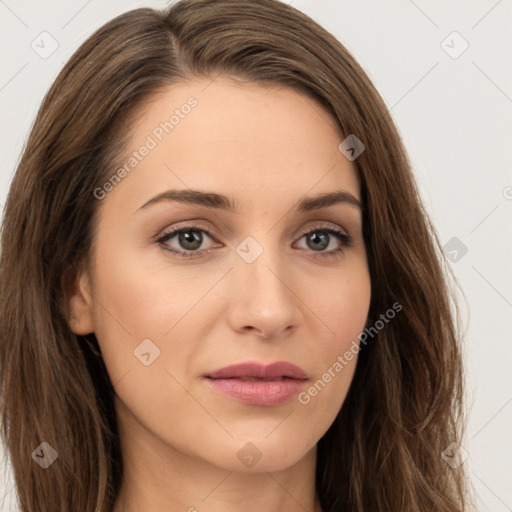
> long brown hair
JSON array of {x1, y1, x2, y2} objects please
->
[{"x1": 0, "y1": 0, "x2": 473, "y2": 510}]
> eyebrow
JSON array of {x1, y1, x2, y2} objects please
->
[{"x1": 136, "y1": 189, "x2": 363, "y2": 214}]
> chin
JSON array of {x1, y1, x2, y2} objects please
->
[{"x1": 202, "y1": 434, "x2": 317, "y2": 474}]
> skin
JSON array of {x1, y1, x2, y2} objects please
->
[{"x1": 66, "y1": 77, "x2": 371, "y2": 512}]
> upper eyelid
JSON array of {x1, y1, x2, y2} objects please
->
[
  {"x1": 157, "y1": 222, "x2": 349, "y2": 248},
  {"x1": 158, "y1": 220, "x2": 348, "y2": 237}
]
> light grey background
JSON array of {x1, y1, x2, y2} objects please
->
[{"x1": 1, "y1": 1, "x2": 511, "y2": 510}]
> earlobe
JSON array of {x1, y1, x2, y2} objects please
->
[{"x1": 62, "y1": 262, "x2": 95, "y2": 335}]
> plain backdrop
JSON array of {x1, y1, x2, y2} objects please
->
[{"x1": 1, "y1": 1, "x2": 511, "y2": 510}]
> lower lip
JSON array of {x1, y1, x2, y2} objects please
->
[{"x1": 205, "y1": 377, "x2": 307, "y2": 406}]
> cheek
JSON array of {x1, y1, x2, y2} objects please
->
[
  {"x1": 317, "y1": 260, "x2": 371, "y2": 351},
  {"x1": 88, "y1": 234, "x2": 233, "y2": 392},
  {"x1": 88, "y1": 235, "x2": 189, "y2": 377},
  {"x1": 301, "y1": 262, "x2": 370, "y2": 414},
  {"x1": 297, "y1": 292, "x2": 367, "y2": 435},
  {"x1": 88, "y1": 248, "x2": 212, "y2": 439},
  {"x1": 91, "y1": 230, "x2": 199, "y2": 332}
]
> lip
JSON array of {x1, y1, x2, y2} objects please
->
[
  {"x1": 204, "y1": 361, "x2": 308, "y2": 407},
  {"x1": 206, "y1": 361, "x2": 308, "y2": 380}
]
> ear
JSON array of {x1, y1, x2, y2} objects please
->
[{"x1": 61, "y1": 261, "x2": 95, "y2": 335}]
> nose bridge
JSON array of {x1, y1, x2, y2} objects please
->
[
  {"x1": 221, "y1": 210, "x2": 302, "y2": 339},
  {"x1": 228, "y1": 229, "x2": 302, "y2": 337},
  {"x1": 235, "y1": 228, "x2": 288, "y2": 293}
]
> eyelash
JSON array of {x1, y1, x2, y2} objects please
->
[{"x1": 156, "y1": 223, "x2": 352, "y2": 260}]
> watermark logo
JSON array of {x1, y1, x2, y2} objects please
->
[
  {"x1": 134, "y1": 338, "x2": 161, "y2": 366},
  {"x1": 441, "y1": 441, "x2": 469, "y2": 469},
  {"x1": 441, "y1": 31, "x2": 469, "y2": 60},
  {"x1": 236, "y1": 236, "x2": 264, "y2": 263},
  {"x1": 31, "y1": 31, "x2": 58, "y2": 59},
  {"x1": 338, "y1": 134, "x2": 366, "y2": 161},
  {"x1": 237, "y1": 442, "x2": 262, "y2": 468},
  {"x1": 31, "y1": 442, "x2": 59, "y2": 469},
  {"x1": 443, "y1": 236, "x2": 468, "y2": 263}
]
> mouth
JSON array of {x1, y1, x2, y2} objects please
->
[{"x1": 204, "y1": 361, "x2": 308, "y2": 406}]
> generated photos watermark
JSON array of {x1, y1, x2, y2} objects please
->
[
  {"x1": 298, "y1": 301, "x2": 402, "y2": 405},
  {"x1": 93, "y1": 96, "x2": 198, "y2": 200}
]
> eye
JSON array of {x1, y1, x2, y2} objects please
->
[
  {"x1": 155, "y1": 223, "x2": 352, "y2": 259},
  {"x1": 156, "y1": 224, "x2": 216, "y2": 258},
  {"x1": 295, "y1": 224, "x2": 352, "y2": 260}
]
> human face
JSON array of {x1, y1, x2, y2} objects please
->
[{"x1": 82, "y1": 77, "x2": 371, "y2": 476}]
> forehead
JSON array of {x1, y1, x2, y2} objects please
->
[{"x1": 101, "y1": 77, "x2": 360, "y2": 214}]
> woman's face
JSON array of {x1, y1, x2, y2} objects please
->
[{"x1": 72, "y1": 77, "x2": 371, "y2": 474}]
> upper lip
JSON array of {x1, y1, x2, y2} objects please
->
[{"x1": 205, "y1": 361, "x2": 308, "y2": 380}]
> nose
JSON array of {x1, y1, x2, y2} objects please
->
[{"x1": 227, "y1": 244, "x2": 303, "y2": 340}]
